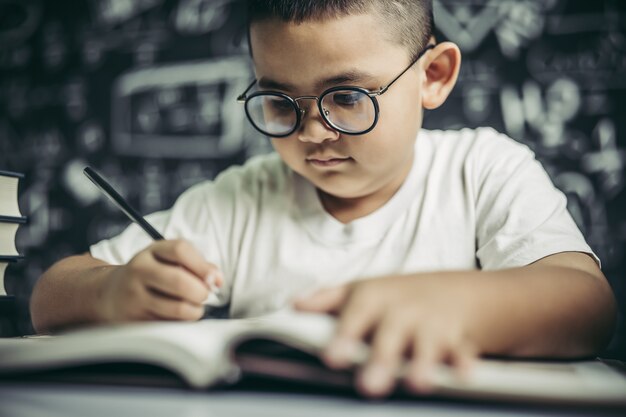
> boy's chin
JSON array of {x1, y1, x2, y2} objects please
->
[
  {"x1": 295, "y1": 167, "x2": 372, "y2": 200},
  {"x1": 313, "y1": 181, "x2": 369, "y2": 201}
]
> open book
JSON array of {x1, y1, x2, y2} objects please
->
[{"x1": 0, "y1": 310, "x2": 625, "y2": 406}]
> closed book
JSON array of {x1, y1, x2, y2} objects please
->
[
  {"x1": 0, "y1": 171, "x2": 25, "y2": 298},
  {"x1": 0, "y1": 171, "x2": 25, "y2": 219},
  {"x1": 0, "y1": 294, "x2": 17, "y2": 337},
  {"x1": 0, "y1": 256, "x2": 22, "y2": 297},
  {"x1": 0, "y1": 216, "x2": 26, "y2": 258},
  {"x1": 0, "y1": 295, "x2": 16, "y2": 312}
]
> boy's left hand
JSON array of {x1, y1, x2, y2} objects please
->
[{"x1": 294, "y1": 274, "x2": 478, "y2": 398}]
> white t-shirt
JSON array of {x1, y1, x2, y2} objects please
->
[{"x1": 90, "y1": 128, "x2": 597, "y2": 317}]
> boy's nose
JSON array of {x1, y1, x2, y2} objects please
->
[{"x1": 296, "y1": 106, "x2": 340, "y2": 144}]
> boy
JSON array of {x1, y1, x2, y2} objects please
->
[{"x1": 31, "y1": 0, "x2": 616, "y2": 398}]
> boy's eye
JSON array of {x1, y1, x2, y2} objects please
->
[
  {"x1": 267, "y1": 97, "x2": 293, "y2": 112},
  {"x1": 332, "y1": 91, "x2": 364, "y2": 106}
]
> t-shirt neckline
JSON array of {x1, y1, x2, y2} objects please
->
[{"x1": 292, "y1": 138, "x2": 425, "y2": 246}]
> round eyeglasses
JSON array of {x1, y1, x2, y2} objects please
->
[{"x1": 237, "y1": 44, "x2": 435, "y2": 138}]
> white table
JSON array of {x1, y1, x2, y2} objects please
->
[{"x1": 1, "y1": 381, "x2": 624, "y2": 417}]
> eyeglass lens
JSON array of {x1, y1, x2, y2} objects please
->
[{"x1": 245, "y1": 89, "x2": 376, "y2": 137}]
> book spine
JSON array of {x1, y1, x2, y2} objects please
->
[
  {"x1": 0, "y1": 258, "x2": 21, "y2": 297},
  {"x1": 0, "y1": 170, "x2": 25, "y2": 179},
  {"x1": 0, "y1": 215, "x2": 28, "y2": 224},
  {"x1": 0, "y1": 295, "x2": 17, "y2": 337},
  {"x1": 0, "y1": 171, "x2": 25, "y2": 299},
  {"x1": 0, "y1": 256, "x2": 24, "y2": 262}
]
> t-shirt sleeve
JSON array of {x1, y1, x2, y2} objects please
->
[
  {"x1": 472, "y1": 128, "x2": 600, "y2": 270},
  {"x1": 89, "y1": 181, "x2": 222, "y2": 267},
  {"x1": 89, "y1": 180, "x2": 230, "y2": 307},
  {"x1": 88, "y1": 161, "x2": 265, "y2": 309}
]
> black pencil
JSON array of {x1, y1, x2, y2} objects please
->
[
  {"x1": 83, "y1": 167, "x2": 221, "y2": 299},
  {"x1": 83, "y1": 167, "x2": 164, "y2": 240}
]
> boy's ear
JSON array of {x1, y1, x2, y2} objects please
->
[{"x1": 420, "y1": 42, "x2": 461, "y2": 110}]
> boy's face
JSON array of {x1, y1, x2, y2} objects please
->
[{"x1": 250, "y1": 13, "x2": 427, "y2": 203}]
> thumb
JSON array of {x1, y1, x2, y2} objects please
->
[{"x1": 293, "y1": 285, "x2": 350, "y2": 314}]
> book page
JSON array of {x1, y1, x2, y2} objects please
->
[
  {"x1": 233, "y1": 309, "x2": 337, "y2": 352},
  {"x1": 0, "y1": 310, "x2": 344, "y2": 387},
  {"x1": 0, "y1": 175, "x2": 21, "y2": 218},
  {"x1": 229, "y1": 311, "x2": 626, "y2": 405},
  {"x1": 429, "y1": 359, "x2": 626, "y2": 404},
  {"x1": 0, "y1": 319, "x2": 255, "y2": 387},
  {"x1": 0, "y1": 223, "x2": 19, "y2": 256},
  {"x1": 0, "y1": 263, "x2": 8, "y2": 296}
]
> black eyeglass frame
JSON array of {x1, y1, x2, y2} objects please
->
[{"x1": 237, "y1": 44, "x2": 435, "y2": 138}]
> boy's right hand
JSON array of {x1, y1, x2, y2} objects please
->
[{"x1": 97, "y1": 239, "x2": 223, "y2": 323}]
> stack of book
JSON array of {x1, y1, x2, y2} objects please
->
[{"x1": 0, "y1": 170, "x2": 26, "y2": 335}]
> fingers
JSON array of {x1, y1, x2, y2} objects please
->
[
  {"x1": 129, "y1": 242, "x2": 218, "y2": 305},
  {"x1": 144, "y1": 263, "x2": 209, "y2": 305},
  {"x1": 295, "y1": 284, "x2": 377, "y2": 371},
  {"x1": 298, "y1": 277, "x2": 479, "y2": 399},
  {"x1": 151, "y1": 239, "x2": 223, "y2": 288},
  {"x1": 448, "y1": 342, "x2": 477, "y2": 381},
  {"x1": 324, "y1": 287, "x2": 382, "y2": 369},
  {"x1": 144, "y1": 290, "x2": 205, "y2": 321},
  {"x1": 293, "y1": 285, "x2": 349, "y2": 313},
  {"x1": 405, "y1": 336, "x2": 442, "y2": 394},
  {"x1": 101, "y1": 239, "x2": 225, "y2": 324},
  {"x1": 357, "y1": 316, "x2": 412, "y2": 397},
  {"x1": 334, "y1": 287, "x2": 382, "y2": 341},
  {"x1": 134, "y1": 239, "x2": 220, "y2": 309},
  {"x1": 404, "y1": 336, "x2": 477, "y2": 395}
]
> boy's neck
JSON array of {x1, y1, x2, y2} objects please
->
[
  {"x1": 318, "y1": 192, "x2": 383, "y2": 224},
  {"x1": 317, "y1": 155, "x2": 414, "y2": 224}
]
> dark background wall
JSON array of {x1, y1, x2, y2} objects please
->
[{"x1": 0, "y1": 0, "x2": 624, "y2": 358}]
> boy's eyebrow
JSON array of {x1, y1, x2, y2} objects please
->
[
  {"x1": 257, "y1": 77, "x2": 295, "y2": 91},
  {"x1": 317, "y1": 70, "x2": 378, "y2": 89},
  {"x1": 257, "y1": 70, "x2": 379, "y2": 92}
]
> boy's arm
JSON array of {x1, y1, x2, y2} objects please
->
[
  {"x1": 30, "y1": 240, "x2": 222, "y2": 333},
  {"x1": 30, "y1": 253, "x2": 117, "y2": 333},
  {"x1": 295, "y1": 251, "x2": 617, "y2": 397},
  {"x1": 474, "y1": 252, "x2": 617, "y2": 358},
  {"x1": 464, "y1": 252, "x2": 616, "y2": 358}
]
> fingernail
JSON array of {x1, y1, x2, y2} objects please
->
[
  {"x1": 214, "y1": 269, "x2": 224, "y2": 286},
  {"x1": 292, "y1": 293, "x2": 314, "y2": 309},
  {"x1": 324, "y1": 338, "x2": 360, "y2": 368},
  {"x1": 457, "y1": 359, "x2": 475, "y2": 382},
  {"x1": 360, "y1": 364, "x2": 393, "y2": 396},
  {"x1": 205, "y1": 272, "x2": 221, "y2": 294},
  {"x1": 409, "y1": 367, "x2": 434, "y2": 393}
]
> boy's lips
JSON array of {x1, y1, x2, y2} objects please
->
[{"x1": 306, "y1": 155, "x2": 353, "y2": 167}]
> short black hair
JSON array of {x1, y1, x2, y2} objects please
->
[{"x1": 246, "y1": 0, "x2": 434, "y2": 61}]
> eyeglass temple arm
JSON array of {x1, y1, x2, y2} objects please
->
[
  {"x1": 237, "y1": 44, "x2": 435, "y2": 101},
  {"x1": 237, "y1": 79, "x2": 258, "y2": 102},
  {"x1": 376, "y1": 44, "x2": 436, "y2": 95}
]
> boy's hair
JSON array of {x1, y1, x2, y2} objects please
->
[{"x1": 246, "y1": 0, "x2": 434, "y2": 61}]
